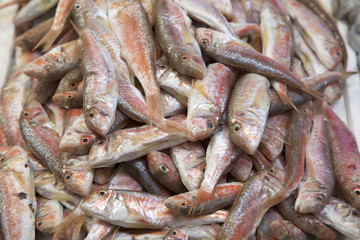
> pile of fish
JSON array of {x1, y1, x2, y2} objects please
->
[{"x1": 1, "y1": 0, "x2": 360, "y2": 239}]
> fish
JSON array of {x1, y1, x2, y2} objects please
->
[
  {"x1": 195, "y1": 28, "x2": 323, "y2": 100},
  {"x1": 250, "y1": 150, "x2": 273, "y2": 172},
  {"x1": 108, "y1": 165, "x2": 144, "y2": 191},
  {"x1": 154, "y1": 0, "x2": 206, "y2": 79},
  {"x1": 108, "y1": 0, "x2": 164, "y2": 125},
  {"x1": 187, "y1": 63, "x2": 235, "y2": 141},
  {"x1": 164, "y1": 227, "x2": 188, "y2": 240},
  {"x1": 174, "y1": 0, "x2": 236, "y2": 37},
  {"x1": 170, "y1": 141, "x2": 206, "y2": 191},
  {"x1": 314, "y1": 196, "x2": 360, "y2": 239},
  {"x1": 230, "y1": 0, "x2": 247, "y2": 24},
  {"x1": 26, "y1": 79, "x2": 58, "y2": 104},
  {"x1": 228, "y1": 73, "x2": 270, "y2": 155},
  {"x1": 295, "y1": 101, "x2": 335, "y2": 214},
  {"x1": 80, "y1": 189, "x2": 228, "y2": 228},
  {"x1": 0, "y1": 146, "x2": 36, "y2": 240},
  {"x1": 93, "y1": 167, "x2": 116, "y2": 185},
  {"x1": 229, "y1": 152, "x2": 253, "y2": 182},
  {"x1": 219, "y1": 167, "x2": 285, "y2": 240},
  {"x1": 20, "y1": 100, "x2": 63, "y2": 180},
  {"x1": 60, "y1": 113, "x2": 99, "y2": 155},
  {"x1": 14, "y1": 0, "x2": 58, "y2": 26},
  {"x1": 286, "y1": 0, "x2": 343, "y2": 70},
  {"x1": 196, "y1": 125, "x2": 240, "y2": 203},
  {"x1": 325, "y1": 105, "x2": 360, "y2": 211},
  {"x1": 35, "y1": 197, "x2": 64, "y2": 233},
  {"x1": 84, "y1": 218, "x2": 115, "y2": 240},
  {"x1": 162, "y1": 91, "x2": 187, "y2": 117},
  {"x1": 165, "y1": 182, "x2": 243, "y2": 215},
  {"x1": 87, "y1": 114, "x2": 188, "y2": 168},
  {"x1": 147, "y1": 151, "x2": 187, "y2": 193},
  {"x1": 24, "y1": 40, "x2": 80, "y2": 82}
]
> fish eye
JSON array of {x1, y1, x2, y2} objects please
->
[
  {"x1": 45, "y1": 65, "x2": 52, "y2": 73},
  {"x1": 268, "y1": 168, "x2": 275, "y2": 173},
  {"x1": 160, "y1": 65, "x2": 167, "y2": 69},
  {"x1": 81, "y1": 135, "x2": 91, "y2": 145},
  {"x1": 336, "y1": 51, "x2": 341, "y2": 56},
  {"x1": 37, "y1": 221, "x2": 42, "y2": 227},
  {"x1": 75, "y1": 4, "x2": 81, "y2": 8},
  {"x1": 171, "y1": 230, "x2": 179, "y2": 237},
  {"x1": 67, "y1": 94, "x2": 74, "y2": 98},
  {"x1": 207, "y1": 122, "x2": 214, "y2": 129},
  {"x1": 315, "y1": 194, "x2": 324, "y2": 202},
  {"x1": 202, "y1": 167, "x2": 206, "y2": 172},
  {"x1": 314, "y1": 220, "x2": 321, "y2": 226},
  {"x1": 180, "y1": 54, "x2": 190, "y2": 62},
  {"x1": 0, "y1": 157, "x2": 5, "y2": 162},
  {"x1": 178, "y1": 201, "x2": 187, "y2": 207},
  {"x1": 34, "y1": 88, "x2": 40, "y2": 95},
  {"x1": 159, "y1": 164, "x2": 169, "y2": 173},
  {"x1": 69, "y1": 81, "x2": 79, "y2": 89},
  {"x1": 233, "y1": 124, "x2": 240, "y2": 132},
  {"x1": 97, "y1": 190, "x2": 109, "y2": 197},
  {"x1": 64, "y1": 171, "x2": 72, "y2": 181},
  {"x1": 23, "y1": 110, "x2": 31, "y2": 118},
  {"x1": 88, "y1": 111, "x2": 95, "y2": 119},
  {"x1": 200, "y1": 38, "x2": 209, "y2": 45},
  {"x1": 352, "y1": 187, "x2": 360, "y2": 198}
]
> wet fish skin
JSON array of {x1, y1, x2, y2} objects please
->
[
  {"x1": 314, "y1": 196, "x2": 360, "y2": 239},
  {"x1": 295, "y1": 102, "x2": 334, "y2": 214},
  {"x1": 219, "y1": 167, "x2": 285, "y2": 240},
  {"x1": 35, "y1": 197, "x2": 64, "y2": 233},
  {"x1": 162, "y1": 91, "x2": 187, "y2": 117},
  {"x1": 229, "y1": 152, "x2": 253, "y2": 182},
  {"x1": 80, "y1": 189, "x2": 228, "y2": 228},
  {"x1": 228, "y1": 73, "x2": 270, "y2": 155},
  {"x1": 165, "y1": 182, "x2": 242, "y2": 215},
  {"x1": 14, "y1": 0, "x2": 58, "y2": 26},
  {"x1": 170, "y1": 141, "x2": 206, "y2": 191},
  {"x1": 147, "y1": 151, "x2": 187, "y2": 194},
  {"x1": 87, "y1": 114, "x2": 188, "y2": 168},
  {"x1": 325, "y1": 105, "x2": 360, "y2": 212},
  {"x1": 93, "y1": 167, "x2": 116, "y2": 185},
  {"x1": 84, "y1": 218, "x2": 115, "y2": 240},
  {"x1": 23, "y1": 40, "x2": 80, "y2": 82},
  {"x1": 26, "y1": 79, "x2": 58, "y2": 104},
  {"x1": 20, "y1": 100, "x2": 63, "y2": 180},
  {"x1": 187, "y1": 63, "x2": 235, "y2": 141},
  {"x1": 108, "y1": 165, "x2": 144, "y2": 191},
  {"x1": 155, "y1": 0, "x2": 206, "y2": 79}
]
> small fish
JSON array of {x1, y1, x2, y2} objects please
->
[
  {"x1": 314, "y1": 196, "x2": 360, "y2": 239},
  {"x1": 228, "y1": 73, "x2": 270, "y2": 155},
  {"x1": 170, "y1": 141, "x2": 206, "y2": 191},
  {"x1": 155, "y1": 0, "x2": 206, "y2": 79},
  {"x1": 81, "y1": 189, "x2": 228, "y2": 228},
  {"x1": 165, "y1": 182, "x2": 242, "y2": 215},
  {"x1": 24, "y1": 40, "x2": 80, "y2": 82},
  {"x1": 147, "y1": 151, "x2": 187, "y2": 193},
  {"x1": 20, "y1": 100, "x2": 63, "y2": 180},
  {"x1": 88, "y1": 114, "x2": 188, "y2": 168},
  {"x1": 36, "y1": 197, "x2": 64, "y2": 233},
  {"x1": 125, "y1": 158, "x2": 171, "y2": 196},
  {"x1": 195, "y1": 28, "x2": 323, "y2": 100},
  {"x1": 187, "y1": 63, "x2": 235, "y2": 141}
]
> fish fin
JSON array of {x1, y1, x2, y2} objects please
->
[
  {"x1": 72, "y1": 213, "x2": 85, "y2": 240},
  {"x1": 342, "y1": 71, "x2": 359, "y2": 76},
  {"x1": 50, "y1": 191, "x2": 74, "y2": 202},
  {"x1": 274, "y1": 86, "x2": 299, "y2": 113},
  {"x1": 33, "y1": 26, "x2": 62, "y2": 52},
  {"x1": 191, "y1": 188, "x2": 213, "y2": 214},
  {"x1": 146, "y1": 93, "x2": 164, "y2": 126},
  {"x1": 52, "y1": 206, "x2": 85, "y2": 237},
  {"x1": 111, "y1": 226, "x2": 120, "y2": 240},
  {"x1": 157, "y1": 119, "x2": 191, "y2": 137},
  {"x1": 304, "y1": 87, "x2": 325, "y2": 100}
]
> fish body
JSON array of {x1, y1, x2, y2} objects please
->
[
  {"x1": 14, "y1": 0, "x2": 58, "y2": 26},
  {"x1": 229, "y1": 152, "x2": 253, "y2": 182}
]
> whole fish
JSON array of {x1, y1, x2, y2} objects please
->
[
  {"x1": 52, "y1": 68, "x2": 84, "y2": 108},
  {"x1": 0, "y1": 146, "x2": 36, "y2": 240},
  {"x1": 14, "y1": 0, "x2": 58, "y2": 26},
  {"x1": 286, "y1": 0, "x2": 343, "y2": 70},
  {"x1": 187, "y1": 63, "x2": 235, "y2": 141},
  {"x1": 229, "y1": 152, "x2": 253, "y2": 182},
  {"x1": 174, "y1": 0, "x2": 236, "y2": 37},
  {"x1": 147, "y1": 151, "x2": 187, "y2": 193},
  {"x1": 314, "y1": 196, "x2": 360, "y2": 239},
  {"x1": 228, "y1": 73, "x2": 270, "y2": 155},
  {"x1": 219, "y1": 167, "x2": 285, "y2": 240},
  {"x1": 88, "y1": 114, "x2": 188, "y2": 168},
  {"x1": 295, "y1": 102, "x2": 335, "y2": 214},
  {"x1": 81, "y1": 189, "x2": 228, "y2": 228},
  {"x1": 36, "y1": 197, "x2": 64, "y2": 233},
  {"x1": 277, "y1": 195, "x2": 336, "y2": 240},
  {"x1": 125, "y1": 158, "x2": 171, "y2": 196},
  {"x1": 60, "y1": 113, "x2": 99, "y2": 155},
  {"x1": 108, "y1": 0, "x2": 164, "y2": 125},
  {"x1": 24, "y1": 40, "x2": 80, "y2": 82},
  {"x1": 165, "y1": 182, "x2": 243, "y2": 215},
  {"x1": 195, "y1": 28, "x2": 323, "y2": 100},
  {"x1": 170, "y1": 141, "x2": 206, "y2": 191},
  {"x1": 258, "y1": 113, "x2": 288, "y2": 161},
  {"x1": 154, "y1": 0, "x2": 206, "y2": 79},
  {"x1": 20, "y1": 100, "x2": 63, "y2": 180},
  {"x1": 325, "y1": 105, "x2": 360, "y2": 211},
  {"x1": 196, "y1": 125, "x2": 240, "y2": 203}
]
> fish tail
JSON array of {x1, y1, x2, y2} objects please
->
[
  {"x1": 146, "y1": 93, "x2": 164, "y2": 126},
  {"x1": 33, "y1": 27, "x2": 62, "y2": 52},
  {"x1": 52, "y1": 208, "x2": 85, "y2": 238},
  {"x1": 273, "y1": 83, "x2": 299, "y2": 112},
  {"x1": 304, "y1": 86, "x2": 325, "y2": 100},
  {"x1": 72, "y1": 213, "x2": 85, "y2": 240}
]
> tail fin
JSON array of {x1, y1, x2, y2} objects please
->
[
  {"x1": 33, "y1": 26, "x2": 62, "y2": 52},
  {"x1": 146, "y1": 92, "x2": 164, "y2": 126},
  {"x1": 272, "y1": 81, "x2": 299, "y2": 113},
  {"x1": 304, "y1": 86, "x2": 325, "y2": 100},
  {"x1": 52, "y1": 206, "x2": 85, "y2": 239}
]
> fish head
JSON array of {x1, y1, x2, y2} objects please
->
[
  {"x1": 24, "y1": 52, "x2": 65, "y2": 80},
  {"x1": 164, "y1": 228, "x2": 188, "y2": 240},
  {"x1": 72, "y1": 0, "x2": 86, "y2": 30},
  {"x1": 81, "y1": 189, "x2": 113, "y2": 217},
  {"x1": 21, "y1": 100, "x2": 47, "y2": 125},
  {"x1": 294, "y1": 182, "x2": 327, "y2": 213},
  {"x1": 84, "y1": 103, "x2": 115, "y2": 136},
  {"x1": 164, "y1": 194, "x2": 193, "y2": 215},
  {"x1": 195, "y1": 28, "x2": 214, "y2": 50},
  {"x1": 228, "y1": 110, "x2": 264, "y2": 155},
  {"x1": 59, "y1": 128, "x2": 97, "y2": 154},
  {"x1": 155, "y1": 57, "x2": 171, "y2": 79},
  {"x1": 324, "y1": 45, "x2": 343, "y2": 70},
  {"x1": 52, "y1": 91, "x2": 82, "y2": 107},
  {"x1": 87, "y1": 137, "x2": 113, "y2": 168},
  {"x1": 63, "y1": 158, "x2": 93, "y2": 197},
  {"x1": 347, "y1": 180, "x2": 360, "y2": 209},
  {"x1": 263, "y1": 167, "x2": 285, "y2": 189},
  {"x1": 36, "y1": 199, "x2": 63, "y2": 233},
  {"x1": 170, "y1": 47, "x2": 206, "y2": 79}
]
